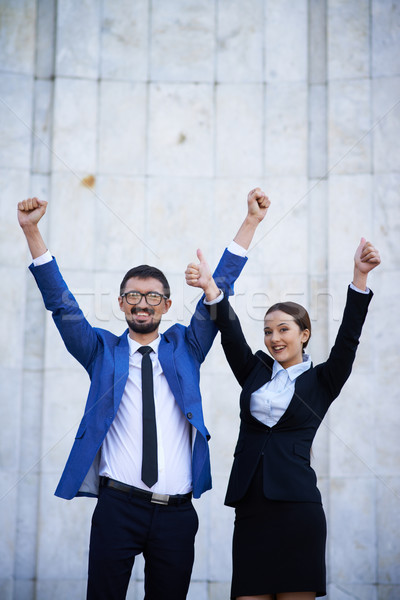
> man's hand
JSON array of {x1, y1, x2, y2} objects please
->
[
  {"x1": 233, "y1": 188, "x2": 271, "y2": 250},
  {"x1": 18, "y1": 197, "x2": 48, "y2": 229},
  {"x1": 185, "y1": 249, "x2": 212, "y2": 289},
  {"x1": 247, "y1": 188, "x2": 270, "y2": 222},
  {"x1": 18, "y1": 197, "x2": 48, "y2": 259},
  {"x1": 185, "y1": 249, "x2": 220, "y2": 301},
  {"x1": 353, "y1": 237, "x2": 381, "y2": 290}
]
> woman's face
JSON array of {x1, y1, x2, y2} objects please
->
[{"x1": 263, "y1": 310, "x2": 310, "y2": 369}]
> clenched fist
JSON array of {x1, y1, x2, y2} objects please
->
[
  {"x1": 247, "y1": 188, "x2": 270, "y2": 222},
  {"x1": 18, "y1": 197, "x2": 48, "y2": 229}
]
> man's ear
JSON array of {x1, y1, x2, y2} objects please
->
[
  {"x1": 163, "y1": 299, "x2": 172, "y2": 314},
  {"x1": 118, "y1": 296, "x2": 124, "y2": 311}
]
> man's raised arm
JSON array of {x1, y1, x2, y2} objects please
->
[
  {"x1": 185, "y1": 187, "x2": 271, "y2": 301},
  {"x1": 17, "y1": 196, "x2": 100, "y2": 370},
  {"x1": 233, "y1": 187, "x2": 270, "y2": 251}
]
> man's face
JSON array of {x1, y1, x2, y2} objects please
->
[{"x1": 118, "y1": 276, "x2": 172, "y2": 336}]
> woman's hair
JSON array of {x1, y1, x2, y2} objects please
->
[{"x1": 265, "y1": 301, "x2": 312, "y2": 350}]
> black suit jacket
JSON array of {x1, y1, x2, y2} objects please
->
[{"x1": 207, "y1": 286, "x2": 373, "y2": 506}]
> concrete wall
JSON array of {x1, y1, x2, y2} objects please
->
[{"x1": 0, "y1": 0, "x2": 399, "y2": 598}]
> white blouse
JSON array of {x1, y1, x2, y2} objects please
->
[{"x1": 250, "y1": 354, "x2": 312, "y2": 427}]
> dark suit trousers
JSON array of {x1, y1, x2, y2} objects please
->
[{"x1": 87, "y1": 486, "x2": 199, "y2": 600}]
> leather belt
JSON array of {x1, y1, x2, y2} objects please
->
[{"x1": 100, "y1": 477, "x2": 192, "y2": 506}]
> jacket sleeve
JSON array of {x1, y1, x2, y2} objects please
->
[
  {"x1": 184, "y1": 248, "x2": 248, "y2": 363},
  {"x1": 318, "y1": 286, "x2": 373, "y2": 400},
  {"x1": 205, "y1": 294, "x2": 258, "y2": 387},
  {"x1": 29, "y1": 258, "x2": 100, "y2": 372}
]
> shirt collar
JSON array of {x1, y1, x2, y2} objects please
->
[
  {"x1": 271, "y1": 353, "x2": 311, "y2": 382},
  {"x1": 127, "y1": 334, "x2": 161, "y2": 356}
]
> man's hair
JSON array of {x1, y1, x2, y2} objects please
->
[{"x1": 119, "y1": 265, "x2": 171, "y2": 298}]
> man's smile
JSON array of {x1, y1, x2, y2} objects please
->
[{"x1": 131, "y1": 308, "x2": 155, "y2": 318}]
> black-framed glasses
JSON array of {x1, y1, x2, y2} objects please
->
[{"x1": 121, "y1": 291, "x2": 168, "y2": 306}]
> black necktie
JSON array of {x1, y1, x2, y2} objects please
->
[{"x1": 137, "y1": 346, "x2": 158, "y2": 488}]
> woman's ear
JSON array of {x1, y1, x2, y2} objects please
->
[{"x1": 301, "y1": 329, "x2": 310, "y2": 345}]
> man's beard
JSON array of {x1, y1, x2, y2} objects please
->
[{"x1": 126, "y1": 308, "x2": 161, "y2": 335}]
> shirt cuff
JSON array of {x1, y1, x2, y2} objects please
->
[
  {"x1": 350, "y1": 282, "x2": 370, "y2": 294},
  {"x1": 227, "y1": 240, "x2": 247, "y2": 257},
  {"x1": 203, "y1": 289, "x2": 224, "y2": 305},
  {"x1": 32, "y1": 250, "x2": 53, "y2": 267}
]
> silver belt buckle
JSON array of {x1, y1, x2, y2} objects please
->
[{"x1": 151, "y1": 492, "x2": 169, "y2": 505}]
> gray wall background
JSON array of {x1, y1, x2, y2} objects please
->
[{"x1": 1, "y1": 0, "x2": 399, "y2": 598}]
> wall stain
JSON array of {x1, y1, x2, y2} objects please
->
[{"x1": 81, "y1": 174, "x2": 96, "y2": 188}]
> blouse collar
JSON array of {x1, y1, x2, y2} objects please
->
[{"x1": 271, "y1": 353, "x2": 311, "y2": 382}]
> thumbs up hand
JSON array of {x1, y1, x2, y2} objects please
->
[
  {"x1": 185, "y1": 249, "x2": 221, "y2": 301},
  {"x1": 185, "y1": 249, "x2": 212, "y2": 289}
]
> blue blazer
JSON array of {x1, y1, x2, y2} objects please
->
[{"x1": 30, "y1": 249, "x2": 247, "y2": 500}]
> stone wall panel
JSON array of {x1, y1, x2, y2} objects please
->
[
  {"x1": 265, "y1": 82, "x2": 308, "y2": 175},
  {"x1": 148, "y1": 83, "x2": 214, "y2": 177},
  {"x1": 150, "y1": 0, "x2": 215, "y2": 82},
  {"x1": 0, "y1": 0, "x2": 36, "y2": 74},
  {"x1": 328, "y1": 0, "x2": 370, "y2": 80},
  {"x1": 0, "y1": 74, "x2": 33, "y2": 170},
  {"x1": 377, "y1": 477, "x2": 400, "y2": 584},
  {"x1": 372, "y1": 0, "x2": 400, "y2": 77},
  {"x1": 216, "y1": 83, "x2": 263, "y2": 177},
  {"x1": 329, "y1": 477, "x2": 376, "y2": 583},
  {"x1": 101, "y1": 0, "x2": 149, "y2": 81},
  {"x1": 372, "y1": 76, "x2": 400, "y2": 173},
  {"x1": 264, "y1": 0, "x2": 308, "y2": 82},
  {"x1": 98, "y1": 81, "x2": 147, "y2": 175},
  {"x1": 216, "y1": 0, "x2": 264, "y2": 83},
  {"x1": 55, "y1": 0, "x2": 99, "y2": 79},
  {"x1": 52, "y1": 78, "x2": 98, "y2": 174},
  {"x1": 328, "y1": 79, "x2": 371, "y2": 174}
]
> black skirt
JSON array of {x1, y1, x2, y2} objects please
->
[{"x1": 231, "y1": 460, "x2": 327, "y2": 599}]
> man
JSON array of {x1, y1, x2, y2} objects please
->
[{"x1": 18, "y1": 188, "x2": 269, "y2": 600}]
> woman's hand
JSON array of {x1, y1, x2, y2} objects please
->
[{"x1": 353, "y1": 238, "x2": 381, "y2": 290}]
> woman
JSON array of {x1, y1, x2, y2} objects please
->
[{"x1": 185, "y1": 190, "x2": 381, "y2": 600}]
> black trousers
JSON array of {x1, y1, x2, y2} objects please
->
[{"x1": 87, "y1": 485, "x2": 199, "y2": 600}]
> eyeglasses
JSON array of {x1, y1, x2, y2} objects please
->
[{"x1": 121, "y1": 291, "x2": 168, "y2": 306}]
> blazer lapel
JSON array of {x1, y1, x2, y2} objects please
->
[
  {"x1": 271, "y1": 365, "x2": 314, "y2": 429},
  {"x1": 246, "y1": 357, "x2": 273, "y2": 396},
  {"x1": 241, "y1": 361, "x2": 273, "y2": 426},
  {"x1": 113, "y1": 331, "x2": 130, "y2": 414},
  {"x1": 158, "y1": 336, "x2": 186, "y2": 414}
]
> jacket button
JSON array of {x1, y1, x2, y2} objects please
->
[{"x1": 187, "y1": 412, "x2": 193, "y2": 420}]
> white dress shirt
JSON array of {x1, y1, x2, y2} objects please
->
[
  {"x1": 250, "y1": 354, "x2": 312, "y2": 427},
  {"x1": 99, "y1": 336, "x2": 193, "y2": 494}
]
